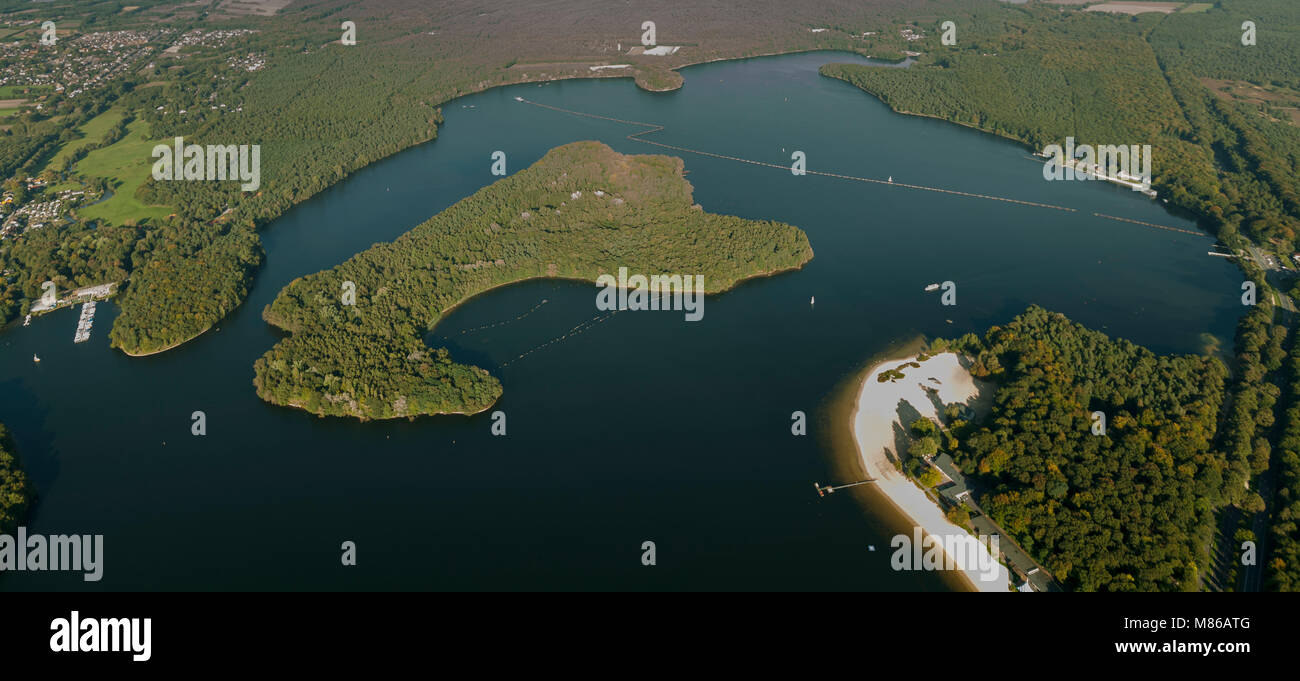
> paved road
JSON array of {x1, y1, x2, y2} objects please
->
[{"x1": 1245, "y1": 244, "x2": 1297, "y2": 312}]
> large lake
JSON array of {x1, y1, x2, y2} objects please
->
[{"x1": 0, "y1": 52, "x2": 1241, "y2": 590}]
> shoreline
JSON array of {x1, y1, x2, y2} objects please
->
[
  {"x1": 641, "y1": 47, "x2": 880, "y2": 91},
  {"x1": 841, "y1": 348, "x2": 1010, "y2": 593},
  {"x1": 119, "y1": 324, "x2": 212, "y2": 357},
  {"x1": 261, "y1": 254, "x2": 815, "y2": 421}
]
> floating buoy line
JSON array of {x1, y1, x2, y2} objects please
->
[
  {"x1": 515, "y1": 97, "x2": 1212, "y2": 240},
  {"x1": 458, "y1": 299, "x2": 550, "y2": 336},
  {"x1": 501, "y1": 311, "x2": 619, "y2": 367}
]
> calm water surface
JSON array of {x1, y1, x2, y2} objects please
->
[{"x1": 0, "y1": 52, "x2": 1240, "y2": 590}]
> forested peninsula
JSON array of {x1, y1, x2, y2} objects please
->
[
  {"x1": 933, "y1": 307, "x2": 1231, "y2": 592},
  {"x1": 254, "y1": 141, "x2": 812, "y2": 420}
]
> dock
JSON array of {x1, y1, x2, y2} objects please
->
[
  {"x1": 814, "y1": 479, "x2": 874, "y2": 497},
  {"x1": 1061, "y1": 158, "x2": 1158, "y2": 198},
  {"x1": 73, "y1": 301, "x2": 96, "y2": 343}
]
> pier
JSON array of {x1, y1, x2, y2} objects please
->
[
  {"x1": 74, "y1": 301, "x2": 96, "y2": 343},
  {"x1": 1060, "y1": 157, "x2": 1158, "y2": 198},
  {"x1": 814, "y1": 479, "x2": 874, "y2": 497}
]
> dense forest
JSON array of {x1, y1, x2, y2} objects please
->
[
  {"x1": 108, "y1": 223, "x2": 263, "y2": 354},
  {"x1": 1268, "y1": 304, "x2": 1300, "y2": 590},
  {"x1": 935, "y1": 306, "x2": 1230, "y2": 592},
  {"x1": 254, "y1": 141, "x2": 811, "y2": 419},
  {"x1": 1196, "y1": 278, "x2": 1285, "y2": 591},
  {"x1": 0, "y1": 422, "x2": 32, "y2": 536}
]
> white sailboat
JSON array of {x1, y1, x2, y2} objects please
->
[
  {"x1": 810, "y1": 296, "x2": 815, "y2": 306},
  {"x1": 888, "y1": 176, "x2": 893, "y2": 183},
  {"x1": 33, "y1": 354, "x2": 40, "y2": 363},
  {"x1": 924, "y1": 283, "x2": 940, "y2": 292}
]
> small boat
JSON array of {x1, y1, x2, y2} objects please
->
[
  {"x1": 924, "y1": 283, "x2": 940, "y2": 292},
  {"x1": 23, "y1": 314, "x2": 31, "y2": 327},
  {"x1": 810, "y1": 296, "x2": 815, "y2": 306},
  {"x1": 33, "y1": 354, "x2": 40, "y2": 363},
  {"x1": 888, "y1": 176, "x2": 893, "y2": 183}
]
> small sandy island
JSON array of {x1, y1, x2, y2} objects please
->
[{"x1": 850, "y1": 352, "x2": 1011, "y2": 592}]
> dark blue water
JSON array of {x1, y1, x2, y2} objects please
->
[{"x1": 0, "y1": 52, "x2": 1241, "y2": 590}]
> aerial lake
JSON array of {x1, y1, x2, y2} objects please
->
[{"x1": 0, "y1": 51, "x2": 1242, "y2": 590}]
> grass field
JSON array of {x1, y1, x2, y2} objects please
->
[
  {"x1": 73, "y1": 118, "x2": 172, "y2": 226},
  {"x1": 1084, "y1": 2, "x2": 1183, "y2": 15},
  {"x1": 43, "y1": 107, "x2": 126, "y2": 171},
  {"x1": 0, "y1": 108, "x2": 18, "y2": 118},
  {"x1": 1180, "y1": 3, "x2": 1213, "y2": 12},
  {"x1": 0, "y1": 85, "x2": 53, "y2": 98}
]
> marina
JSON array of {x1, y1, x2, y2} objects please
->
[
  {"x1": 73, "y1": 301, "x2": 96, "y2": 343},
  {"x1": 1058, "y1": 156, "x2": 1159, "y2": 198}
]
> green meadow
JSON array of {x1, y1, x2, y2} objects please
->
[
  {"x1": 0, "y1": 85, "x2": 53, "y2": 98},
  {"x1": 43, "y1": 107, "x2": 126, "y2": 171},
  {"x1": 73, "y1": 118, "x2": 172, "y2": 226}
]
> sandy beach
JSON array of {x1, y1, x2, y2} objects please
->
[{"x1": 849, "y1": 352, "x2": 1011, "y2": 592}]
